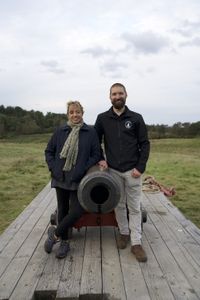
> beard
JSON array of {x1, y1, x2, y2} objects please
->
[{"x1": 111, "y1": 98, "x2": 126, "y2": 109}]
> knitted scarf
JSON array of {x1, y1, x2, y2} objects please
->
[{"x1": 60, "y1": 120, "x2": 83, "y2": 171}]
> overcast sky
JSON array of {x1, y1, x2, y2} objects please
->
[{"x1": 0, "y1": 0, "x2": 200, "y2": 125}]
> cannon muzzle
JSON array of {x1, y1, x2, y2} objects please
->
[{"x1": 77, "y1": 165, "x2": 120, "y2": 214}]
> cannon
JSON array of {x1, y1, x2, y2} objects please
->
[
  {"x1": 50, "y1": 165, "x2": 147, "y2": 229},
  {"x1": 77, "y1": 165, "x2": 121, "y2": 214}
]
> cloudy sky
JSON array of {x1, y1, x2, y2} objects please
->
[{"x1": 0, "y1": 0, "x2": 200, "y2": 125}]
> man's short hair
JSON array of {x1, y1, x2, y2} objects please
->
[{"x1": 110, "y1": 83, "x2": 127, "y2": 96}]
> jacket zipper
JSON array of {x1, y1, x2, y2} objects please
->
[{"x1": 117, "y1": 119, "x2": 121, "y2": 166}]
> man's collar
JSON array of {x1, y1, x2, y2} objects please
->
[
  {"x1": 108, "y1": 105, "x2": 131, "y2": 117},
  {"x1": 112, "y1": 106, "x2": 125, "y2": 116}
]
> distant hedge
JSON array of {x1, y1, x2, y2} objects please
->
[
  {"x1": 0, "y1": 105, "x2": 66, "y2": 137},
  {"x1": 0, "y1": 105, "x2": 199, "y2": 138}
]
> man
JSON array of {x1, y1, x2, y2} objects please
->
[{"x1": 94, "y1": 83, "x2": 150, "y2": 262}]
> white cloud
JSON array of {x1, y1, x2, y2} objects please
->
[
  {"x1": 0, "y1": 0, "x2": 200, "y2": 125},
  {"x1": 100, "y1": 61, "x2": 128, "y2": 78},
  {"x1": 81, "y1": 46, "x2": 113, "y2": 58},
  {"x1": 121, "y1": 31, "x2": 170, "y2": 55},
  {"x1": 179, "y1": 37, "x2": 200, "y2": 47},
  {"x1": 40, "y1": 60, "x2": 65, "y2": 74}
]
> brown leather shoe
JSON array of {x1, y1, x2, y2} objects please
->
[
  {"x1": 116, "y1": 234, "x2": 129, "y2": 249},
  {"x1": 131, "y1": 245, "x2": 147, "y2": 262}
]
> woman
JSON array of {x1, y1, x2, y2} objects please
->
[{"x1": 44, "y1": 101, "x2": 101, "y2": 258}]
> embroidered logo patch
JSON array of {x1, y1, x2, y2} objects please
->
[{"x1": 125, "y1": 121, "x2": 132, "y2": 129}]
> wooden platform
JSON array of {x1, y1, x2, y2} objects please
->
[{"x1": 1, "y1": 183, "x2": 200, "y2": 300}]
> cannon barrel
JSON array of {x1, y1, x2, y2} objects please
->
[{"x1": 77, "y1": 165, "x2": 121, "y2": 214}]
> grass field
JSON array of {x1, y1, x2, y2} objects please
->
[
  {"x1": 146, "y1": 138, "x2": 200, "y2": 227},
  {"x1": 0, "y1": 135, "x2": 200, "y2": 234},
  {"x1": 0, "y1": 134, "x2": 51, "y2": 233}
]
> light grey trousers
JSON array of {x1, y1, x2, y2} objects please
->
[{"x1": 109, "y1": 168, "x2": 142, "y2": 246}]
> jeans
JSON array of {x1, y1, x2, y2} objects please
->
[
  {"x1": 109, "y1": 168, "x2": 142, "y2": 246},
  {"x1": 55, "y1": 187, "x2": 85, "y2": 240}
]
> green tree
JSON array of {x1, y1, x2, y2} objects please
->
[{"x1": 0, "y1": 113, "x2": 6, "y2": 137}]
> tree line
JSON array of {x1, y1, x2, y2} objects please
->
[
  {"x1": 0, "y1": 105, "x2": 66, "y2": 137},
  {"x1": 0, "y1": 105, "x2": 199, "y2": 138}
]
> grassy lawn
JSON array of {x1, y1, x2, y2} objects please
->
[
  {"x1": 0, "y1": 134, "x2": 51, "y2": 233},
  {"x1": 0, "y1": 135, "x2": 200, "y2": 234},
  {"x1": 146, "y1": 138, "x2": 200, "y2": 228}
]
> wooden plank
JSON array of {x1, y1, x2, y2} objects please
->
[
  {"x1": 116, "y1": 227, "x2": 152, "y2": 300},
  {"x1": 0, "y1": 195, "x2": 56, "y2": 300},
  {"x1": 144, "y1": 193, "x2": 200, "y2": 268},
  {"x1": 148, "y1": 191, "x2": 200, "y2": 245},
  {"x1": 55, "y1": 228, "x2": 86, "y2": 300},
  {"x1": 8, "y1": 232, "x2": 49, "y2": 300},
  {"x1": 1, "y1": 185, "x2": 200, "y2": 300},
  {"x1": 142, "y1": 199, "x2": 199, "y2": 300},
  {"x1": 101, "y1": 227, "x2": 126, "y2": 300},
  {"x1": 34, "y1": 248, "x2": 65, "y2": 300},
  {"x1": 0, "y1": 183, "x2": 52, "y2": 253},
  {"x1": 141, "y1": 235, "x2": 175, "y2": 300},
  {"x1": 143, "y1": 193, "x2": 200, "y2": 298},
  {"x1": 0, "y1": 189, "x2": 55, "y2": 280},
  {"x1": 79, "y1": 227, "x2": 102, "y2": 298}
]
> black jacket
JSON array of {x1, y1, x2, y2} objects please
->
[
  {"x1": 94, "y1": 106, "x2": 150, "y2": 173},
  {"x1": 45, "y1": 123, "x2": 101, "y2": 184}
]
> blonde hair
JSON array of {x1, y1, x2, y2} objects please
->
[{"x1": 66, "y1": 101, "x2": 84, "y2": 115}]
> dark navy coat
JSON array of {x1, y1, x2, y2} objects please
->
[
  {"x1": 45, "y1": 123, "x2": 101, "y2": 184},
  {"x1": 95, "y1": 106, "x2": 150, "y2": 173}
]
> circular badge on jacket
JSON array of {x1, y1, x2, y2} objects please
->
[{"x1": 125, "y1": 120, "x2": 132, "y2": 129}]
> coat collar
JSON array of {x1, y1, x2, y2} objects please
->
[
  {"x1": 108, "y1": 105, "x2": 133, "y2": 118},
  {"x1": 61, "y1": 122, "x2": 90, "y2": 131}
]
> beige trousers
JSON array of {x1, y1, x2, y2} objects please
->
[{"x1": 109, "y1": 168, "x2": 142, "y2": 246}]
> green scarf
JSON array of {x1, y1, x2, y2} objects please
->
[{"x1": 60, "y1": 120, "x2": 83, "y2": 171}]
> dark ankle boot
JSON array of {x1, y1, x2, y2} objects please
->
[{"x1": 56, "y1": 240, "x2": 70, "y2": 259}]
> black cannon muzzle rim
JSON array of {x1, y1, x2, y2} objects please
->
[{"x1": 78, "y1": 171, "x2": 121, "y2": 214}]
